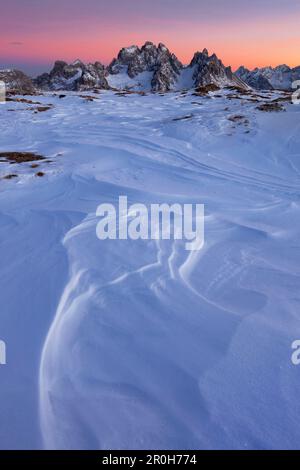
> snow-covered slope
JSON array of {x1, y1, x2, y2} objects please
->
[{"x1": 0, "y1": 88, "x2": 300, "y2": 450}]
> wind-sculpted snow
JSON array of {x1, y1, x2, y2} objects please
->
[{"x1": 0, "y1": 88, "x2": 300, "y2": 449}]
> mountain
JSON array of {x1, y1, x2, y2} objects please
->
[
  {"x1": 235, "y1": 66, "x2": 273, "y2": 90},
  {"x1": 107, "y1": 43, "x2": 248, "y2": 92},
  {"x1": 35, "y1": 60, "x2": 109, "y2": 91},
  {"x1": 235, "y1": 64, "x2": 300, "y2": 90},
  {"x1": 107, "y1": 42, "x2": 183, "y2": 92},
  {"x1": 188, "y1": 49, "x2": 247, "y2": 89},
  {"x1": 4, "y1": 43, "x2": 251, "y2": 94},
  {"x1": 0, "y1": 69, "x2": 36, "y2": 94}
]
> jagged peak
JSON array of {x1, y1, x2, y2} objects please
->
[{"x1": 71, "y1": 59, "x2": 85, "y2": 67}]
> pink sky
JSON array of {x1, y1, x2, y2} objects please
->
[{"x1": 1, "y1": 0, "x2": 299, "y2": 75}]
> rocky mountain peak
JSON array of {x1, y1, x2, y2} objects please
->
[
  {"x1": 0, "y1": 69, "x2": 36, "y2": 95},
  {"x1": 235, "y1": 63, "x2": 300, "y2": 90},
  {"x1": 189, "y1": 49, "x2": 247, "y2": 89},
  {"x1": 108, "y1": 41, "x2": 183, "y2": 91},
  {"x1": 35, "y1": 60, "x2": 109, "y2": 91}
]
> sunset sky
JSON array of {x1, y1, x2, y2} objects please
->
[{"x1": 0, "y1": 0, "x2": 299, "y2": 76}]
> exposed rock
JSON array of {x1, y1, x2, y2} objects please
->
[
  {"x1": 189, "y1": 49, "x2": 248, "y2": 89},
  {"x1": 108, "y1": 42, "x2": 183, "y2": 92},
  {"x1": 35, "y1": 60, "x2": 109, "y2": 91},
  {"x1": 257, "y1": 102, "x2": 285, "y2": 112},
  {"x1": 0, "y1": 152, "x2": 45, "y2": 163},
  {"x1": 235, "y1": 66, "x2": 273, "y2": 90},
  {"x1": 236, "y1": 65, "x2": 300, "y2": 91},
  {"x1": 0, "y1": 69, "x2": 36, "y2": 95},
  {"x1": 194, "y1": 84, "x2": 220, "y2": 95}
]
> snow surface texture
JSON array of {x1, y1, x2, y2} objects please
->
[{"x1": 0, "y1": 89, "x2": 300, "y2": 450}]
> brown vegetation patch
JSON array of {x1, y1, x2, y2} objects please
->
[
  {"x1": 225, "y1": 86, "x2": 252, "y2": 95},
  {"x1": 0, "y1": 152, "x2": 45, "y2": 164},
  {"x1": 271, "y1": 95, "x2": 292, "y2": 104},
  {"x1": 34, "y1": 106, "x2": 53, "y2": 113},
  {"x1": 6, "y1": 97, "x2": 42, "y2": 105},
  {"x1": 257, "y1": 102, "x2": 285, "y2": 112},
  {"x1": 194, "y1": 84, "x2": 220, "y2": 95},
  {"x1": 3, "y1": 174, "x2": 18, "y2": 180},
  {"x1": 173, "y1": 114, "x2": 193, "y2": 122},
  {"x1": 228, "y1": 115, "x2": 249, "y2": 127},
  {"x1": 79, "y1": 95, "x2": 100, "y2": 101},
  {"x1": 226, "y1": 94, "x2": 243, "y2": 100},
  {"x1": 228, "y1": 115, "x2": 246, "y2": 122}
]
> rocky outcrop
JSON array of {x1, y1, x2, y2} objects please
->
[
  {"x1": 189, "y1": 49, "x2": 248, "y2": 89},
  {"x1": 0, "y1": 69, "x2": 36, "y2": 94},
  {"x1": 235, "y1": 65, "x2": 300, "y2": 90},
  {"x1": 108, "y1": 42, "x2": 183, "y2": 92},
  {"x1": 35, "y1": 60, "x2": 109, "y2": 91},
  {"x1": 235, "y1": 66, "x2": 273, "y2": 90}
]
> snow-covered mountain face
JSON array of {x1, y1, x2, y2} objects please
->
[
  {"x1": 107, "y1": 42, "x2": 183, "y2": 92},
  {"x1": 35, "y1": 60, "x2": 109, "y2": 91},
  {"x1": 235, "y1": 65, "x2": 300, "y2": 90},
  {"x1": 0, "y1": 69, "x2": 36, "y2": 94}
]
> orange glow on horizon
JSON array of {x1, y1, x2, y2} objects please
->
[{"x1": 1, "y1": 15, "x2": 299, "y2": 72}]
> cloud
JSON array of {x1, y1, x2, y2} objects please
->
[{"x1": 9, "y1": 41, "x2": 24, "y2": 46}]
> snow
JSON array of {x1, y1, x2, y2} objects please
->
[
  {"x1": 174, "y1": 66, "x2": 196, "y2": 90},
  {"x1": 107, "y1": 69, "x2": 153, "y2": 91},
  {"x1": 124, "y1": 46, "x2": 140, "y2": 54},
  {"x1": 0, "y1": 89, "x2": 300, "y2": 450}
]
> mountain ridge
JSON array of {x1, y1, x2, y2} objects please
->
[
  {"x1": 235, "y1": 64, "x2": 300, "y2": 90},
  {"x1": 1, "y1": 42, "x2": 299, "y2": 93}
]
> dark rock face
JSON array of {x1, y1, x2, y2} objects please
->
[
  {"x1": 0, "y1": 69, "x2": 36, "y2": 94},
  {"x1": 108, "y1": 42, "x2": 183, "y2": 92},
  {"x1": 35, "y1": 60, "x2": 109, "y2": 91},
  {"x1": 189, "y1": 49, "x2": 247, "y2": 89},
  {"x1": 235, "y1": 66, "x2": 273, "y2": 90}
]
